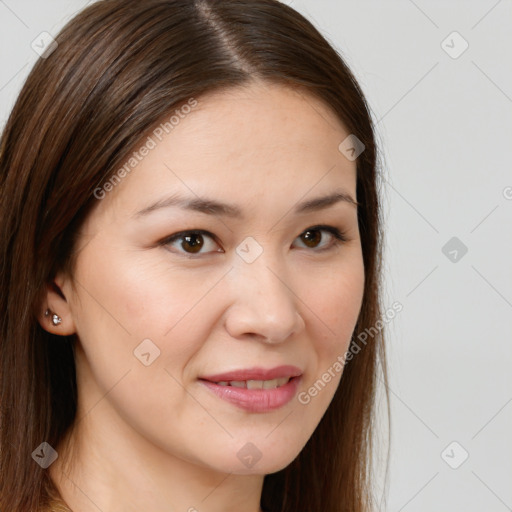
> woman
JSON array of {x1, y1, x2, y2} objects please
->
[{"x1": 0, "y1": 0, "x2": 389, "y2": 511}]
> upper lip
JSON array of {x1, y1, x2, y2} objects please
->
[{"x1": 200, "y1": 365, "x2": 302, "y2": 382}]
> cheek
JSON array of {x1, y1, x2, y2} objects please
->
[
  {"x1": 296, "y1": 264, "x2": 364, "y2": 416},
  {"x1": 102, "y1": 253, "x2": 213, "y2": 336},
  {"x1": 100, "y1": 256, "x2": 232, "y2": 372},
  {"x1": 308, "y1": 260, "x2": 365, "y2": 353},
  {"x1": 70, "y1": 252, "x2": 202, "y2": 423}
]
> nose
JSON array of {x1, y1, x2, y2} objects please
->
[{"x1": 223, "y1": 256, "x2": 306, "y2": 344}]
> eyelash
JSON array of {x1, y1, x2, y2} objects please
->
[{"x1": 159, "y1": 225, "x2": 349, "y2": 258}]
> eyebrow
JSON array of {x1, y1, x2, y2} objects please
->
[{"x1": 134, "y1": 190, "x2": 359, "y2": 219}]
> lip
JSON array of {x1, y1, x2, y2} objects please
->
[
  {"x1": 199, "y1": 365, "x2": 302, "y2": 382},
  {"x1": 199, "y1": 375, "x2": 302, "y2": 413}
]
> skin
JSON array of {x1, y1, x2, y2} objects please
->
[{"x1": 39, "y1": 81, "x2": 365, "y2": 512}]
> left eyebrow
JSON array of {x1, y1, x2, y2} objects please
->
[
  {"x1": 133, "y1": 190, "x2": 359, "y2": 220},
  {"x1": 295, "y1": 191, "x2": 359, "y2": 213}
]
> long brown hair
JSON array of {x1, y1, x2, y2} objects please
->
[{"x1": 0, "y1": 0, "x2": 389, "y2": 510}]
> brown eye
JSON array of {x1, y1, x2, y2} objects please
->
[
  {"x1": 180, "y1": 234, "x2": 204, "y2": 253},
  {"x1": 301, "y1": 229, "x2": 322, "y2": 248},
  {"x1": 162, "y1": 225, "x2": 348, "y2": 258},
  {"x1": 162, "y1": 230, "x2": 221, "y2": 256},
  {"x1": 294, "y1": 225, "x2": 348, "y2": 251}
]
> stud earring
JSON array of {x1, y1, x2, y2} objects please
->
[{"x1": 45, "y1": 308, "x2": 62, "y2": 326}]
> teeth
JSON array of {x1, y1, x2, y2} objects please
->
[
  {"x1": 215, "y1": 377, "x2": 290, "y2": 389},
  {"x1": 262, "y1": 378, "x2": 284, "y2": 389},
  {"x1": 247, "y1": 380, "x2": 264, "y2": 389}
]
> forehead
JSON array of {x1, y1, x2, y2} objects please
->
[
  {"x1": 181, "y1": 82, "x2": 351, "y2": 160},
  {"x1": 95, "y1": 81, "x2": 357, "y2": 221}
]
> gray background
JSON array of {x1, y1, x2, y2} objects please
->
[{"x1": 1, "y1": 1, "x2": 511, "y2": 510}]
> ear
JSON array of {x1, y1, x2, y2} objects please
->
[{"x1": 36, "y1": 271, "x2": 77, "y2": 336}]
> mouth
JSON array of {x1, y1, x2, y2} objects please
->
[
  {"x1": 198, "y1": 369, "x2": 302, "y2": 413},
  {"x1": 199, "y1": 364, "x2": 302, "y2": 384},
  {"x1": 206, "y1": 377, "x2": 292, "y2": 389}
]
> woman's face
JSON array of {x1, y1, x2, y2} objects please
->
[{"x1": 53, "y1": 82, "x2": 365, "y2": 475}]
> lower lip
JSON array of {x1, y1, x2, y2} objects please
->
[{"x1": 199, "y1": 376, "x2": 301, "y2": 413}]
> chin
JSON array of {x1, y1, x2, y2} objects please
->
[{"x1": 208, "y1": 438, "x2": 306, "y2": 476}]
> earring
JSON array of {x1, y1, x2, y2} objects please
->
[{"x1": 45, "y1": 308, "x2": 62, "y2": 326}]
